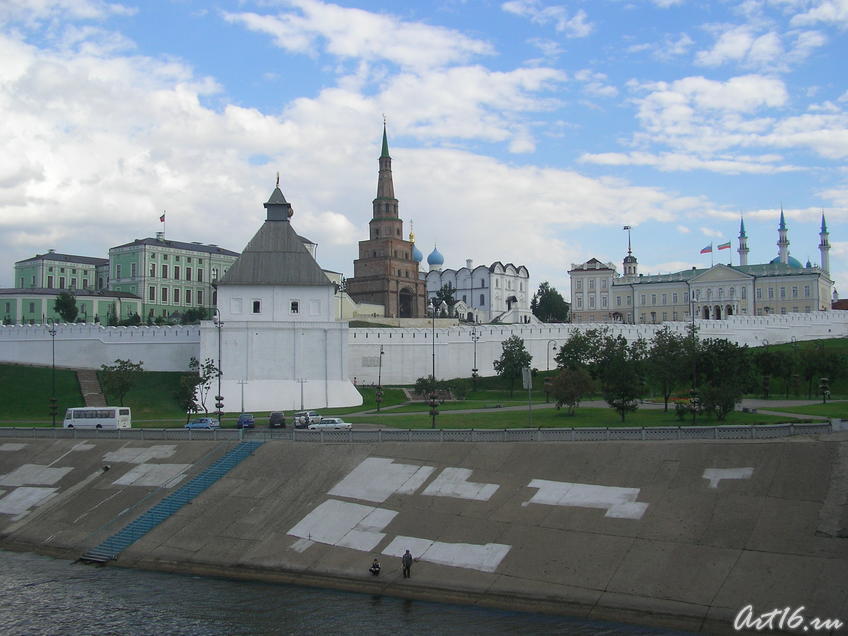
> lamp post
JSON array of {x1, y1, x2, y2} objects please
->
[
  {"x1": 471, "y1": 327, "x2": 480, "y2": 389},
  {"x1": 47, "y1": 319, "x2": 57, "y2": 427},
  {"x1": 376, "y1": 345, "x2": 384, "y2": 412},
  {"x1": 546, "y1": 339, "x2": 558, "y2": 371},
  {"x1": 213, "y1": 308, "x2": 224, "y2": 422},
  {"x1": 430, "y1": 298, "x2": 439, "y2": 429}
]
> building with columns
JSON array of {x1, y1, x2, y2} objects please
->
[
  {"x1": 570, "y1": 213, "x2": 833, "y2": 324},
  {"x1": 346, "y1": 126, "x2": 427, "y2": 318}
]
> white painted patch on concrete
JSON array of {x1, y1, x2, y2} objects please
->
[
  {"x1": 703, "y1": 467, "x2": 754, "y2": 489},
  {"x1": 112, "y1": 464, "x2": 190, "y2": 488},
  {"x1": 291, "y1": 538, "x2": 314, "y2": 553},
  {"x1": 0, "y1": 443, "x2": 26, "y2": 452},
  {"x1": 104, "y1": 445, "x2": 177, "y2": 464},
  {"x1": 0, "y1": 487, "x2": 57, "y2": 515},
  {"x1": 288, "y1": 499, "x2": 397, "y2": 552},
  {"x1": 70, "y1": 443, "x2": 95, "y2": 451},
  {"x1": 422, "y1": 467, "x2": 499, "y2": 501},
  {"x1": 526, "y1": 479, "x2": 649, "y2": 520},
  {"x1": 328, "y1": 457, "x2": 435, "y2": 503},
  {"x1": 383, "y1": 536, "x2": 511, "y2": 573},
  {"x1": 0, "y1": 464, "x2": 73, "y2": 487}
]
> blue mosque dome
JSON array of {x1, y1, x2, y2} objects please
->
[
  {"x1": 412, "y1": 244, "x2": 423, "y2": 263},
  {"x1": 769, "y1": 255, "x2": 803, "y2": 269},
  {"x1": 427, "y1": 246, "x2": 444, "y2": 266}
]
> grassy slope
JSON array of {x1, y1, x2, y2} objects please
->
[{"x1": 0, "y1": 365, "x2": 85, "y2": 422}]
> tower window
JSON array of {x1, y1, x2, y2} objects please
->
[
  {"x1": 252, "y1": 300, "x2": 261, "y2": 314},
  {"x1": 290, "y1": 300, "x2": 299, "y2": 314}
]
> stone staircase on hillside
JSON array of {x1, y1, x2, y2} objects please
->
[{"x1": 76, "y1": 369, "x2": 107, "y2": 407}]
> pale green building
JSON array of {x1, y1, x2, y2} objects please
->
[
  {"x1": 14, "y1": 251, "x2": 109, "y2": 292},
  {"x1": 0, "y1": 289, "x2": 142, "y2": 324},
  {"x1": 108, "y1": 234, "x2": 239, "y2": 320}
]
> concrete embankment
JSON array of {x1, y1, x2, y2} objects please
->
[{"x1": 0, "y1": 435, "x2": 846, "y2": 633}]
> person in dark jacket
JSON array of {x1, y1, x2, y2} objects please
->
[
  {"x1": 401, "y1": 549, "x2": 413, "y2": 578},
  {"x1": 369, "y1": 558, "x2": 381, "y2": 576}
]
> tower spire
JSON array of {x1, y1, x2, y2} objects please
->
[
  {"x1": 819, "y1": 211, "x2": 830, "y2": 275},
  {"x1": 777, "y1": 206, "x2": 789, "y2": 265},
  {"x1": 738, "y1": 216, "x2": 749, "y2": 266},
  {"x1": 622, "y1": 225, "x2": 637, "y2": 275}
]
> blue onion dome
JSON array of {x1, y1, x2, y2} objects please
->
[
  {"x1": 412, "y1": 244, "x2": 423, "y2": 262},
  {"x1": 769, "y1": 255, "x2": 803, "y2": 269},
  {"x1": 427, "y1": 246, "x2": 444, "y2": 266}
]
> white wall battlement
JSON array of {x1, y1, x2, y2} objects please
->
[
  {"x1": 1, "y1": 312, "x2": 847, "y2": 389},
  {"x1": 0, "y1": 324, "x2": 200, "y2": 371}
]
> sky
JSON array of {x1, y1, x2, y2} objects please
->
[{"x1": 1, "y1": 0, "x2": 847, "y2": 299}]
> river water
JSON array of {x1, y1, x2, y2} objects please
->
[{"x1": 0, "y1": 550, "x2": 691, "y2": 635}]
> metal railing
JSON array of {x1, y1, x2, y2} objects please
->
[{"x1": 0, "y1": 422, "x2": 833, "y2": 442}]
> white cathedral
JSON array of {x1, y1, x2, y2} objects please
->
[{"x1": 569, "y1": 211, "x2": 834, "y2": 324}]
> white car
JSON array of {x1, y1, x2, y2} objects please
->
[{"x1": 308, "y1": 417, "x2": 352, "y2": 430}]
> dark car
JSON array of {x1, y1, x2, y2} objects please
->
[
  {"x1": 236, "y1": 413, "x2": 255, "y2": 429},
  {"x1": 269, "y1": 412, "x2": 286, "y2": 428}
]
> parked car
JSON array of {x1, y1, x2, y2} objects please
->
[
  {"x1": 268, "y1": 412, "x2": 286, "y2": 428},
  {"x1": 236, "y1": 413, "x2": 255, "y2": 429},
  {"x1": 185, "y1": 417, "x2": 220, "y2": 430},
  {"x1": 308, "y1": 417, "x2": 352, "y2": 431},
  {"x1": 293, "y1": 411, "x2": 322, "y2": 428}
]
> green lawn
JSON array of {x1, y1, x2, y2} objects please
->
[
  {"x1": 345, "y1": 405, "x2": 809, "y2": 429},
  {"x1": 0, "y1": 362, "x2": 837, "y2": 429},
  {"x1": 0, "y1": 364, "x2": 85, "y2": 422},
  {"x1": 758, "y1": 401, "x2": 848, "y2": 420}
]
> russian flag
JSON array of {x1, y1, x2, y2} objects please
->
[
  {"x1": 700, "y1": 244, "x2": 712, "y2": 254},
  {"x1": 160, "y1": 212, "x2": 166, "y2": 223}
]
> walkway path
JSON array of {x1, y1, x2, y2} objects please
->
[{"x1": 75, "y1": 369, "x2": 106, "y2": 407}]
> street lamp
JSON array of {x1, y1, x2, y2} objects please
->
[
  {"x1": 47, "y1": 319, "x2": 57, "y2": 427},
  {"x1": 376, "y1": 345, "x2": 384, "y2": 412},
  {"x1": 213, "y1": 307, "x2": 224, "y2": 422},
  {"x1": 470, "y1": 327, "x2": 480, "y2": 389},
  {"x1": 430, "y1": 298, "x2": 439, "y2": 429},
  {"x1": 546, "y1": 339, "x2": 558, "y2": 371}
]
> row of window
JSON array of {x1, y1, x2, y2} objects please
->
[
  {"x1": 117, "y1": 263, "x2": 212, "y2": 282},
  {"x1": 148, "y1": 253, "x2": 201, "y2": 263},
  {"x1": 756, "y1": 286, "x2": 811, "y2": 300},
  {"x1": 148, "y1": 287, "x2": 204, "y2": 306},
  {"x1": 574, "y1": 278, "x2": 608, "y2": 292}
]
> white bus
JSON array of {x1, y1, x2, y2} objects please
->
[{"x1": 63, "y1": 407, "x2": 132, "y2": 429}]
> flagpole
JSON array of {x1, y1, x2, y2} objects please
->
[{"x1": 711, "y1": 244, "x2": 714, "y2": 267}]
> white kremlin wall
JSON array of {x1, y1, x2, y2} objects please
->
[{"x1": 1, "y1": 311, "x2": 847, "y2": 386}]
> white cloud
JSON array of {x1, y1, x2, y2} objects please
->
[
  {"x1": 700, "y1": 227, "x2": 724, "y2": 238},
  {"x1": 501, "y1": 0, "x2": 593, "y2": 37},
  {"x1": 579, "y1": 151, "x2": 800, "y2": 174},
  {"x1": 574, "y1": 69, "x2": 617, "y2": 98},
  {"x1": 790, "y1": 0, "x2": 848, "y2": 28},
  {"x1": 224, "y1": 0, "x2": 494, "y2": 70},
  {"x1": 0, "y1": 0, "x2": 134, "y2": 26},
  {"x1": 695, "y1": 23, "x2": 825, "y2": 71}
]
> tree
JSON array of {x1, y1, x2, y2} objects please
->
[
  {"x1": 189, "y1": 356, "x2": 219, "y2": 414},
  {"x1": 597, "y1": 335, "x2": 646, "y2": 422},
  {"x1": 54, "y1": 292, "x2": 78, "y2": 323},
  {"x1": 531, "y1": 281, "x2": 569, "y2": 323},
  {"x1": 176, "y1": 374, "x2": 202, "y2": 422},
  {"x1": 696, "y1": 338, "x2": 754, "y2": 420},
  {"x1": 550, "y1": 367, "x2": 594, "y2": 415},
  {"x1": 554, "y1": 328, "x2": 606, "y2": 373},
  {"x1": 493, "y1": 335, "x2": 532, "y2": 396},
  {"x1": 647, "y1": 326, "x2": 689, "y2": 411},
  {"x1": 434, "y1": 283, "x2": 456, "y2": 314},
  {"x1": 99, "y1": 359, "x2": 144, "y2": 406}
]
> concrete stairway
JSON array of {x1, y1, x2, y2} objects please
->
[
  {"x1": 80, "y1": 441, "x2": 264, "y2": 564},
  {"x1": 76, "y1": 370, "x2": 107, "y2": 407}
]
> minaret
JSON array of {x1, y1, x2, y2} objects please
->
[
  {"x1": 819, "y1": 213, "x2": 830, "y2": 275},
  {"x1": 738, "y1": 217, "x2": 749, "y2": 266},
  {"x1": 777, "y1": 207, "x2": 790, "y2": 265},
  {"x1": 622, "y1": 225, "x2": 637, "y2": 275}
]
